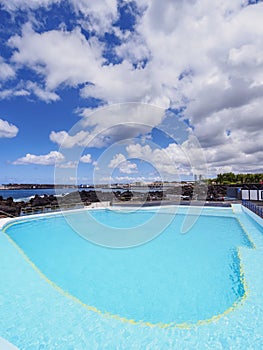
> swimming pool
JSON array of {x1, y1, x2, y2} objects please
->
[{"x1": 1, "y1": 205, "x2": 263, "y2": 349}]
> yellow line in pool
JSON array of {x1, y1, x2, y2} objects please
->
[
  {"x1": 1, "y1": 227, "x2": 249, "y2": 330},
  {"x1": 236, "y1": 217, "x2": 257, "y2": 249}
]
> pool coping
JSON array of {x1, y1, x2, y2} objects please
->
[
  {"x1": 0, "y1": 202, "x2": 111, "y2": 229},
  {"x1": 1, "y1": 203, "x2": 258, "y2": 232},
  {"x1": 0, "y1": 203, "x2": 241, "y2": 230}
]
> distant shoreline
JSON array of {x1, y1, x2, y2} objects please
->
[{"x1": 0, "y1": 185, "x2": 79, "y2": 190}]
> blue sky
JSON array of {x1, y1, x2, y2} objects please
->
[{"x1": 0, "y1": 0, "x2": 263, "y2": 184}]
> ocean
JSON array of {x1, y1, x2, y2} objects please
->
[
  {"x1": 0, "y1": 186, "x2": 163, "y2": 202},
  {"x1": 0, "y1": 188, "x2": 77, "y2": 202}
]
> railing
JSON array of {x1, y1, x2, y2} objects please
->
[
  {"x1": 242, "y1": 200, "x2": 263, "y2": 218},
  {"x1": 20, "y1": 202, "x2": 89, "y2": 216},
  {"x1": 0, "y1": 210, "x2": 16, "y2": 218},
  {"x1": 1, "y1": 201, "x2": 110, "y2": 218}
]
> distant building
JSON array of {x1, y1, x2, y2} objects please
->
[{"x1": 131, "y1": 181, "x2": 150, "y2": 187}]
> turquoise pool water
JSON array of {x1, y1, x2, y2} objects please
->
[
  {"x1": 1, "y1": 205, "x2": 263, "y2": 349},
  {"x1": 4, "y1": 208, "x2": 253, "y2": 325}
]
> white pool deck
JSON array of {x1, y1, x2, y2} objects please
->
[{"x1": 1, "y1": 204, "x2": 263, "y2": 349}]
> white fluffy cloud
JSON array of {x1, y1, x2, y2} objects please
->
[
  {"x1": 109, "y1": 153, "x2": 127, "y2": 168},
  {"x1": 0, "y1": 119, "x2": 19, "y2": 138},
  {"x1": 1, "y1": 0, "x2": 118, "y2": 34},
  {"x1": 0, "y1": 57, "x2": 16, "y2": 81},
  {"x1": 25, "y1": 81, "x2": 60, "y2": 102},
  {"x1": 80, "y1": 153, "x2": 92, "y2": 163},
  {"x1": 88, "y1": 104, "x2": 167, "y2": 147},
  {"x1": 126, "y1": 143, "x2": 191, "y2": 177},
  {"x1": 109, "y1": 153, "x2": 138, "y2": 174},
  {"x1": 118, "y1": 161, "x2": 138, "y2": 174},
  {"x1": 13, "y1": 151, "x2": 64, "y2": 165},
  {"x1": 56, "y1": 161, "x2": 78, "y2": 169},
  {"x1": 0, "y1": 81, "x2": 59, "y2": 102},
  {"x1": 0, "y1": 89, "x2": 30, "y2": 100},
  {"x1": 71, "y1": 0, "x2": 118, "y2": 34},
  {"x1": 49, "y1": 130, "x2": 91, "y2": 148},
  {"x1": 5, "y1": 1, "x2": 263, "y2": 110},
  {"x1": 8, "y1": 24, "x2": 104, "y2": 90},
  {"x1": 0, "y1": 0, "x2": 61, "y2": 11},
  {"x1": 50, "y1": 104, "x2": 166, "y2": 149}
]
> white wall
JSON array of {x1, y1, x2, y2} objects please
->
[
  {"x1": 242, "y1": 189, "x2": 249, "y2": 200},
  {"x1": 250, "y1": 190, "x2": 258, "y2": 201}
]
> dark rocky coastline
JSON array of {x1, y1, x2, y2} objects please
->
[{"x1": 2, "y1": 183, "x2": 261, "y2": 218}]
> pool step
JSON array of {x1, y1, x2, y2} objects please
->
[{"x1": 231, "y1": 204, "x2": 242, "y2": 213}]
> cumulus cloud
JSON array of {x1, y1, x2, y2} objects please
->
[
  {"x1": 126, "y1": 143, "x2": 186, "y2": 176},
  {"x1": 56, "y1": 161, "x2": 78, "y2": 168},
  {"x1": 55, "y1": 154, "x2": 92, "y2": 169},
  {"x1": 79, "y1": 103, "x2": 166, "y2": 147},
  {"x1": 7, "y1": 23, "x2": 170, "y2": 107},
  {"x1": 0, "y1": 82, "x2": 58, "y2": 102},
  {"x1": 8, "y1": 24, "x2": 104, "y2": 90},
  {"x1": 109, "y1": 153, "x2": 127, "y2": 168},
  {"x1": 0, "y1": 0, "x2": 61, "y2": 11},
  {"x1": 0, "y1": 119, "x2": 19, "y2": 138},
  {"x1": 108, "y1": 153, "x2": 138, "y2": 174},
  {"x1": 13, "y1": 151, "x2": 64, "y2": 165},
  {"x1": 49, "y1": 130, "x2": 91, "y2": 148},
  {"x1": 118, "y1": 161, "x2": 138, "y2": 174},
  {"x1": 80, "y1": 153, "x2": 92, "y2": 163},
  {"x1": 5, "y1": 1, "x2": 263, "y2": 110},
  {"x1": 126, "y1": 137, "x2": 207, "y2": 178},
  {"x1": 1, "y1": 0, "x2": 118, "y2": 34},
  {"x1": 50, "y1": 104, "x2": 166, "y2": 149},
  {"x1": 25, "y1": 81, "x2": 60, "y2": 102},
  {"x1": 10, "y1": 89, "x2": 30, "y2": 98},
  {"x1": 0, "y1": 57, "x2": 16, "y2": 81},
  {"x1": 71, "y1": 0, "x2": 118, "y2": 34}
]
